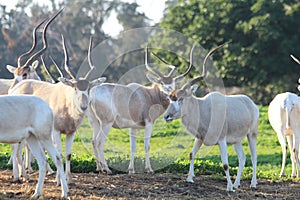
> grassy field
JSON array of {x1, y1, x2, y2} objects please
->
[{"x1": 0, "y1": 106, "x2": 295, "y2": 181}]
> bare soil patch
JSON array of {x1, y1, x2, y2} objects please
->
[{"x1": 0, "y1": 170, "x2": 300, "y2": 199}]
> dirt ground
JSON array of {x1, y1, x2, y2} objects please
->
[{"x1": 0, "y1": 170, "x2": 300, "y2": 199}]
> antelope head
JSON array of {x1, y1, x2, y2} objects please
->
[
  {"x1": 46, "y1": 35, "x2": 106, "y2": 112},
  {"x1": 145, "y1": 44, "x2": 196, "y2": 93},
  {"x1": 7, "y1": 8, "x2": 64, "y2": 90},
  {"x1": 290, "y1": 54, "x2": 300, "y2": 91},
  {"x1": 164, "y1": 42, "x2": 228, "y2": 122}
]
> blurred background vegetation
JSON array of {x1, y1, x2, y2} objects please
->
[{"x1": 1, "y1": 0, "x2": 300, "y2": 105}]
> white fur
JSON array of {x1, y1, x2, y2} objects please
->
[
  {"x1": 164, "y1": 90, "x2": 259, "y2": 192},
  {"x1": 88, "y1": 82, "x2": 169, "y2": 174},
  {"x1": 10, "y1": 78, "x2": 105, "y2": 185},
  {"x1": 0, "y1": 95, "x2": 68, "y2": 199},
  {"x1": 0, "y1": 61, "x2": 41, "y2": 95},
  {"x1": 268, "y1": 92, "x2": 300, "y2": 178}
]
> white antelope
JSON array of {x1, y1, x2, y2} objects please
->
[
  {"x1": 163, "y1": 43, "x2": 259, "y2": 192},
  {"x1": 268, "y1": 92, "x2": 300, "y2": 178},
  {"x1": 0, "y1": 95, "x2": 68, "y2": 199},
  {"x1": 0, "y1": 8, "x2": 63, "y2": 94},
  {"x1": 10, "y1": 35, "x2": 106, "y2": 185},
  {"x1": 5, "y1": 9, "x2": 63, "y2": 180},
  {"x1": 88, "y1": 45, "x2": 195, "y2": 174}
]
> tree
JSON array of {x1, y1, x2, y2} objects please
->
[
  {"x1": 161, "y1": 0, "x2": 300, "y2": 104},
  {"x1": 0, "y1": 0, "x2": 151, "y2": 83}
]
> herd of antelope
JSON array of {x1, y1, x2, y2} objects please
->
[{"x1": 1, "y1": 8, "x2": 300, "y2": 199}]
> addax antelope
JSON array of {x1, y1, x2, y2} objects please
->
[
  {"x1": 88, "y1": 45, "x2": 195, "y2": 174},
  {"x1": 10, "y1": 35, "x2": 106, "y2": 185},
  {"x1": 0, "y1": 8, "x2": 63, "y2": 94},
  {"x1": 164, "y1": 43, "x2": 259, "y2": 192},
  {"x1": 0, "y1": 95, "x2": 68, "y2": 199}
]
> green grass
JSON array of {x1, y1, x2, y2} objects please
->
[{"x1": 0, "y1": 106, "x2": 294, "y2": 181}]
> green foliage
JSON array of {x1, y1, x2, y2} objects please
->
[
  {"x1": 0, "y1": 0, "x2": 149, "y2": 83},
  {"x1": 161, "y1": 0, "x2": 300, "y2": 105}
]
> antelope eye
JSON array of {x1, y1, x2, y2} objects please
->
[{"x1": 22, "y1": 73, "x2": 27, "y2": 79}]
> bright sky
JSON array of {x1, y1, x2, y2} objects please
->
[{"x1": 1, "y1": 0, "x2": 166, "y2": 37}]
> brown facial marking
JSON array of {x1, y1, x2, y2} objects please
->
[
  {"x1": 76, "y1": 80, "x2": 89, "y2": 91},
  {"x1": 16, "y1": 66, "x2": 30, "y2": 76},
  {"x1": 169, "y1": 90, "x2": 178, "y2": 101}
]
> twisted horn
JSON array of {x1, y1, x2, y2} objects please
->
[
  {"x1": 173, "y1": 43, "x2": 197, "y2": 83},
  {"x1": 291, "y1": 54, "x2": 300, "y2": 65},
  {"x1": 23, "y1": 7, "x2": 64, "y2": 68},
  {"x1": 49, "y1": 55, "x2": 64, "y2": 78},
  {"x1": 40, "y1": 55, "x2": 59, "y2": 83},
  {"x1": 183, "y1": 42, "x2": 229, "y2": 89},
  {"x1": 61, "y1": 34, "x2": 76, "y2": 80},
  {"x1": 151, "y1": 51, "x2": 176, "y2": 78},
  {"x1": 145, "y1": 45, "x2": 165, "y2": 78},
  {"x1": 84, "y1": 36, "x2": 95, "y2": 79},
  {"x1": 17, "y1": 18, "x2": 48, "y2": 68}
]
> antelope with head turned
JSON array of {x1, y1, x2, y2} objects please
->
[
  {"x1": 0, "y1": 8, "x2": 63, "y2": 94},
  {"x1": 87, "y1": 45, "x2": 195, "y2": 174},
  {"x1": 163, "y1": 43, "x2": 259, "y2": 192},
  {"x1": 10, "y1": 35, "x2": 106, "y2": 185}
]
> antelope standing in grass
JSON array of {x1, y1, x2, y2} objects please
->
[
  {"x1": 0, "y1": 8, "x2": 63, "y2": 94},
  {"x1": 10, "y1": 35, "x2": 106, "y2": 185},
  {"x1": 268, "y1": 92, "x2": 300, "y2": 178},
  {"x1": 0, "y1": 95, "x2": 68, "y2": 199},
  {"x1": 163, "y1": 43, "x2": 259, "y2": 192},
  {"x1": 88, "y1": 45, "x2": 195, "y2": 174},
  {"x1": 268, "y1": 54, "x2": 300, "y2": 178},
  {"x1": 5, "y1": 9, "x2": 63, "y2": 181}
]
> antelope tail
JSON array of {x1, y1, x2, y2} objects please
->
[{"x1": 284, "y1": 101, "x2": 293, "y2": 136}]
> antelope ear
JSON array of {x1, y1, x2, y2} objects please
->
[
  {"x1": 146, "y1": 73, "x2": 160, "y2": 84},
  {"x1": 191, "y1": 84, "x2": 198, "y2": 94},
  {"x1": 6, "y1": 65, "x2": 17, "y2": 73},
  {"x1": 90, "y1": 77, "x2": 106, "y2": 88},
  {"x1": 31, "y1": 60, "x2": 39, "y2": 71}
]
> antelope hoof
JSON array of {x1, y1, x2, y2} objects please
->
[
  {"x1": 97, "y1": 168, "x2": 112, "y2": 175},
  {"x1": 68, "y1": 182, "x2": 76, "y2": 187},
  {"x1": 227, "y1": 188, "x2": 235, "y2": 194},
  {"x1": 145, "y1": 168, "x2": 154, "y2": 174},
  {"x1": 233, "y1": 183, "x2": 240, "y2": 189},
  {"x1": 105, "y1": 169, "x2": 112, "y2": 175},
  {"x1": 30, "y1": 192, "x2": 41, "y2": 199},
  {"x1": 128, "y1": 169, "x2": 135, "y2": 175},
  {"x1": 23, "y1": 174, "x2": 30, "y2": 181},
  {"x1": 13, "y1": 179, "x2": 22, "y2": 184},
  {"x1": 227, "y1": 190, "x2": 235, "y2": 196},
  {"x1": 279, "y1": 174, "x2": 286, "y2": 178},
  {"x1": 250, "y1": 186, "x2": 257, "y2": 191},
  {"x1": 233, "y1": 186, "x2": 239, "y2": 190},
  {"x1": 186, "y1": 178, "x2": 194, "y2": 183}
]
